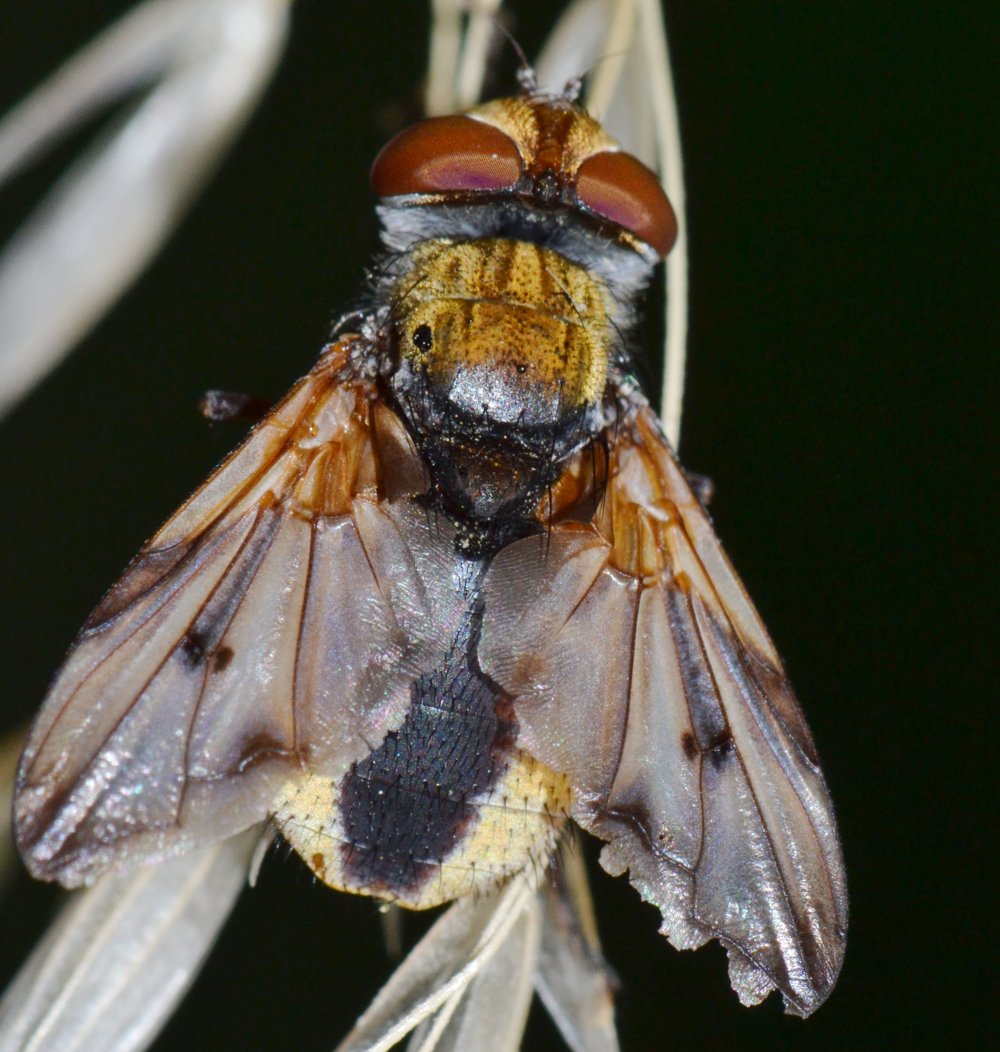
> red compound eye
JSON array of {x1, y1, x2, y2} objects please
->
[
  {"x1": 575, "y1": 150, "x2": 677, "y2": 257},
  {"x1": 371, "y1": 115, "x2": 523, "y2": 197}
]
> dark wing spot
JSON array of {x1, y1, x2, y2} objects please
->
[
  {"x1": 680, "y1": 731, "x2": 698, "y2": 762},
  {"x1": 603, "y1": 800, "x2": 655, "y2": 849},
  {"x1": 180, "y1": 630, "x2": 208, "y2": 667},
  {"x1": 212, "y1": 645, "x2": 234, "y2": 673},
  {"x1": 707, "y1": 728, "x2": 734, "y2": 769},
  {"x1": 233, "y1": 732, "x2": 294, "y2": 774}
]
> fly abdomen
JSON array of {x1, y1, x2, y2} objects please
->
[
  {"x1": 275, "y1": 546, "x2": 571, "y2": 908},
  {"x1": 337, "y1": 605, "x2": 510, "y2": 900}
]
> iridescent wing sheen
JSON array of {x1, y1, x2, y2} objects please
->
[
  {"x1": 15, "y1": 337, "x2": 456, "y2": 888},
  {"x1": 478, "y1": 396, "x2": 847, "y2": 1017}
]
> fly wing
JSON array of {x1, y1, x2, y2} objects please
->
[
  {"x1": 478, "y1": 400, "x2": 847, "y2": 1016},
  {"x1": 16, "y1": 339, "x2": 453, "y2": 888}
]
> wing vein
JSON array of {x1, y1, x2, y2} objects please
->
[
  {"x1": 177, "y1": 506, "x2": 288, "y2": 823},
  {"x1": 687, "y1": 591, "x2": 805, "y2": 993},
  {"x1": 351, "y1": 500, "x2": 389, "y2": 607},
  {"x1": 610, "y1": 582, "x2": 642, "y2": 807},
  {"x1": 30, "y1": 512, "x2": 260, "y2": 808},
  {"x1": 290, "y1": 514, "x2": 319, "y2": 756},
  {"x1": 679, "y1": 585, "x2": 723, "y2": 877},
  {"x1": 30, "y1": 522, "x2": 242, "y2": 762},
  {"x1": 555, "y1": 543, "x2": 611, "y2": 635},
  {"x1": 701, "y1": 602, "x2": 843, "y2": 946},
  {"x1": 58, "y1": 506, "x2": 271, "y2": 846}
]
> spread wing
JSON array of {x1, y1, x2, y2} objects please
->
[
  {"x1": 478, "y1": 399, "x2": 847, "y2": 1016},
  {"x1": 16, "y1": 338, "x2": 455, "y2": 888}
]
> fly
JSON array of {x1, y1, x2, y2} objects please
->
[{"x1": 13, "y1": 71, "x2": 846, "y2": 1021}]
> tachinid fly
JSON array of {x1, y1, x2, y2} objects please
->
[{"x1": 14, "y1": 86, "x2": 846, "y2": 1018}]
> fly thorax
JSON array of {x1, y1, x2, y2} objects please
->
[{"x1": 389, "y1": 237, "x2": 613, "y2": 522}]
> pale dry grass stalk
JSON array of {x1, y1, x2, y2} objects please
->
[{"x1": 0, "y1": 0, "x2": 291, "y2": 419}]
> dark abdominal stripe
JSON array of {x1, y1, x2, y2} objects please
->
[{"x1": 338, "y1": 556, "x2": 514, "y2": 898}]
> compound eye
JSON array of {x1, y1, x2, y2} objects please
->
[
  {"x1": 371, "y1": 116, "x2": 523, "y2": 196},
  {"x1": 575, "y1": 151, "x2": 678, "y2": 257}
]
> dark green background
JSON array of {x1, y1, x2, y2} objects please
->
[{"x1": 0, "y1": 2, "x2": 991, "y2": 1049}]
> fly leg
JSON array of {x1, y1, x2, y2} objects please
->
[{"x1": 198, "y1": 389, "x2": 271, "y2": 424}]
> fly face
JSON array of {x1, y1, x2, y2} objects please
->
[{"x1": 14, "y1": 81, "x2": 845, "y2": 1022}]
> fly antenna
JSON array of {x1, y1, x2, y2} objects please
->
[
  {"x1": 517, "y1": 63, "x2": 540, "y2": 95},
  {"x1": 563, "y1": 50, "x2": 631, "y2": 111},
  {"x1": 562, "y1": 74, "x2": 583, "y2": 102},
  {"x1": 493, "y1": 18, "x2": 537, "y2": 94}
]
